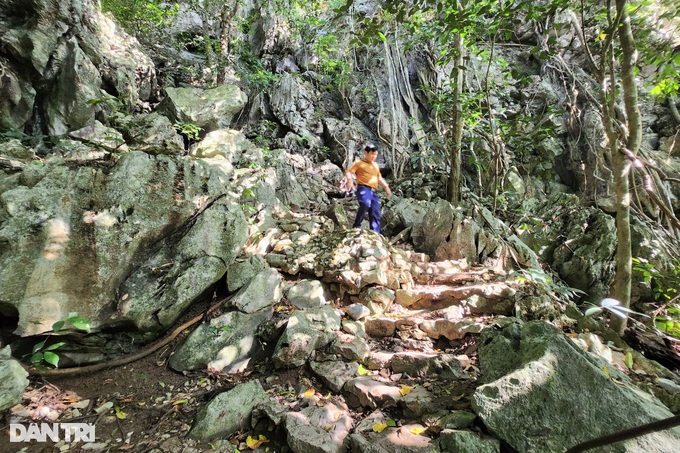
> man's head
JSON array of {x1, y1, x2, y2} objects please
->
[{"x1": 364, "y1": 143, "x2": 378, "y2": 162}]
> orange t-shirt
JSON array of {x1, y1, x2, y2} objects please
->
[{"x1": 349, "y1": 158, "x2": 381, "y2": 189}]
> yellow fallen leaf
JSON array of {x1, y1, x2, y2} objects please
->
[
  {"x1": 302, "y1": 388, "x2": 315, "y2": 398},
  {"x1": 245, "y1": 435, "x2": 268, "y2": 449},
  {"x1": 399, "y1": 385, "x2": 412, "y2": 396},
  {"x1": 373, "y1": 423, "x2": 388, "y2": 433},
  {"x1": 172, "y1": 399, "x2": 188, "y2": 406},
  {"x1": 451, "y1": 393, "x2": 466, "y2": 401},
  {"x1": 602, "y1": 365, "x2": 610, "y2": 378},
  {"x1": 114, "y1": 407, "x2": 127, "y2": 420},
  {"x1": 357, "y1": 364, "x2": 369, "y2": 376},
  {"x1": 410, "y1": 426, "x2": 426, "y2": 435}
]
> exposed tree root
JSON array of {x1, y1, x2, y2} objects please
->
[{"x1": 31, "y1": 294, "x2": 235, "y2": 378}]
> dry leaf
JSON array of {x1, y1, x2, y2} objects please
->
[
  {"x1": 399, "y1": 385, "x2": 412, "y2": 396},
  {"x1": 245, "y1": 434, "x2": 268, "y2": 449},
  {"x1": 410, "y1": 426, "x2": 426, "y2": 435},
  {"x1": 373, "y1": 423, "x2": 388, "y2": 433},
  {"x1": 302, "y1": 388, "x2": 315, "y2": 398}
]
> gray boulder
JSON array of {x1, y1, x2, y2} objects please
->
[
  {"x1": 168, "y1": 309, "x2": 272, "y2": 372},
  {"x1": 472, "y1": 320, "x2": 680, "y2": 452},
  {"x1": 0, "y1": 152, "x2": 249, "y2": 336},
  {"x1": 157, "y1": 85, "x2": 247, "y2": 133},
  {"x1": 189, "y1": 380, "x2": 269, "y2": 441},
  {"x1": 0, "y1": 346, "x2": 29, "y2": 411},
  {"x1": 0, "y1": 0, "x2": 155, "y2": 134},
  {"x1": 273, "y1": 305, "x2": 341, "y2": 368},
  {"x1": 229, "y1": 268, "x2": 282, "y2": 314}
]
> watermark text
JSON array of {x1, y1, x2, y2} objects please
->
[{"x1": 9, "y1": 423, "x2": 95, "y2": 443}]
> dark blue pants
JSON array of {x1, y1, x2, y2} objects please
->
[{"x1": 353, "y1": 185, "x2": 381, "y2": 233}]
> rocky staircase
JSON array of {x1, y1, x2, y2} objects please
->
[{"x1": 192, "y1": 209, "x2": 541, "y2": 451}]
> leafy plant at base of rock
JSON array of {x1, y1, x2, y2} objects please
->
[
  {"x1": 251, "y1": 120, "x2": 278, "y2": 149},
  {"x1": 28, "y1": 312, "x2": 92, "y2": 369},
  {"x1": 633, "y1": 257, "x2": 680, "y2": 338},
  {"x1": 0, "y1": 129, "x2": 32, "y2": 145},
  {"x1": 655, "y1": 305, "x2": 680, "y2": 338},
  {"x1": 173, "y1": 122, "x2": 203, "y2": 141},
  {"x1": 513, "y1": 268, "x2": 585, "y2": 302},
  {"x1": 240, "y1": 187, "x2": 258, "y2": 219},
  {"x1": 633, "y1": 257, "x2": 680, "y2": 302}
]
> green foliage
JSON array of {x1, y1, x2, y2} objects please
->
[
  {"x1": 208, "y1": 325, "x2": 233, "y2": 336},
  {"x1": 633, "y1": 257, "x2": 680, "y2": 302},
  {"x1": 656, "y1": 304, "x2": 680, "y2": 338},
  {"x1": 29, "y1": 339, "x2": 66, "y2": 368},
  {"x1": 173, "y1": 122, "x2": 203, "y2": 141},
  {"x1": 234, "y1": 44, "x2": 279, "y2": 91},
  {"x1": 632, "y1": 257, "x2": 680, "y2": 337},
  {"x1": 27, "y1": 312, "x2": 91, "y2": 369},
  {"x1": 100, "y1": 0, "x2": 180, "y2": 38},
  {"x1": 251, "y1": 120, "x2": 278, "y2": 149},
  {"x1": 0, "y1": 129, "x2": 31, "y2": 144},
  {"x1": 52, "y1": 312, "x2": 92, "y2": 334},
  {"x1": 514, "y1": 267, "x2": 585, "y2": 302}
]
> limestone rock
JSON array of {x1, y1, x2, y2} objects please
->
[
  {"x1": 472, "y1": 320, "x2": 680, "y2": 452},
  {"x1": 189, "y1": 380, "x2": 269, "y2": 441},
  {"x1": 0, "y1": 346, "x2": 29, "y2": 412},
  {"x1": 157, "y1": 85, "x2": 247, "y2": 133}
]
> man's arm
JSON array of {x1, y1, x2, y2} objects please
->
[
  {"x1": 342, "y1": 169, "x2": 355, "y2": 190},
  {"x1": 379, "y1": 176, "x2": 392, "y2": 196}
]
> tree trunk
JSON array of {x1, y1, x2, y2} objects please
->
[
  {"x1": 609, "y1": 0, "x2": 641, "y2": 334},
  {"x1": 448, "y1": 29, "x2": 464, "y2": 204}
]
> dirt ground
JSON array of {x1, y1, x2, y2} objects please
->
[
  {"x1": 1, "y1": 317, "x2": 481, "y2": 453},
  {"x1": 0, "y1": 293, "x2": 300, "y2": 453}
]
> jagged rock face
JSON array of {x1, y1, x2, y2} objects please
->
[
  {"x1": 0, "y1": 0, "x2": 156, "y2": 135},
  {"x1": 0, "y1": 150, "x2": 249, "y2": 336}
]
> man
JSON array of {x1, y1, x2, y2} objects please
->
[{"x1": 342, "y1": 143, "x2": 392, "y2": 233}]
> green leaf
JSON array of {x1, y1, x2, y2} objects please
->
[
  {"x1": 32, "y1": 339, "x2": 47, "y2": 353},
  {"x1": 68, "y1": 316, "x2": 91, "y2": 332},
  {"x1": 31, "y1": 352, "x2": 44, "y2": 364},
  {"x1": 386, "y1": 419, "x2": 397, "y2": 427},
  {"x1": 52, "y1": 320, "x2": 65, "y2": 332},
  {"x1": 44, "y1": 342, "x2": 66, "y2": 351},
  {"x1": 43, "y1": 351, "x2": 60, "y2": 367}
]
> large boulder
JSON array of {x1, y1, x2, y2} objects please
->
[
  {"x1": 169, "y1": 309, "x2": 272, "y2": 373},
  {"x1": 156, "y1": 85, "x2": 247, "y2": 133},
  {"x1": 472, "y1": 320, "x2": 680, "y2": 452},
  {"x1": 0, "y1": 151, "x2": 248, "y2": 336}
]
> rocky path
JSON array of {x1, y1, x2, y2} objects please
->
[{"x1": 5, "y1": 209, "x2": 679, "y2": 453}]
